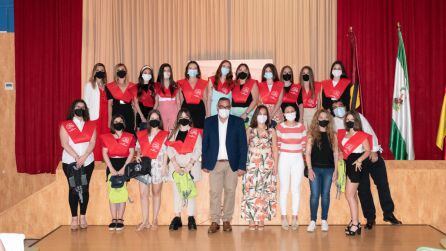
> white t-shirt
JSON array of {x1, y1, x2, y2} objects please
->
[{"x1": 62, "y1": 117, "x2": 95, "y2": 165}]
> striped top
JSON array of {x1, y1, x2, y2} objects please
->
[{"x1": 276, "y1": 122, "x2": 307, "y2": 153}]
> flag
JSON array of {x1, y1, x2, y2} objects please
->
[
  {"x1": 389, "y1": 27, "x2": 415, "y2": 160},
  {"x1": 436, "y1": 88, "x2": 446, "y2": 159},
  {"x1": 348, "y1": 27, "x2": 362, "y2": 112}
]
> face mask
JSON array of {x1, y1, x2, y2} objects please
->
[
  {"x1": 282, "y1": 73, "x2": 292, "y2": 81},
  {"x1": 302, "y1": 74, "x2": 310, "y2": 82},
  {"x1": 237, "y1": 72, "x2": 248, "y2": 80},
  {"x1": 332, "y1": 69, "x2": 342, "y2": 78},
  {"x1": 333, "y1": 107, "x2": 346, "y2": 118},
  {"x1": 142, "y1": 73, "x2": 152, "y2": 82},
  {"x1": 284, "y1": 112, "x2": 296, "y2": 121},
  {"x1": 95, "y1": 71, "x2": 105, "y2": 79},
  {"x1": 163, "y1": 72, "x2": 171, "y2": 79},
  {"x1": 318, "y1": 120, "x2": 329, "y2": 127},
  {"x1": 179, "y1": 118, "x2": 190, "y2": 126},
  {"x1": 74, "y1": 108, "x2": 84, "y2": 117},
  {"x1": 221, "y1": 67, "x2": 230, "y2": 76},
  {"x1": 149, "y1": 119, "x2": 160, "y2": 128},
  {"x1": 264, "y1": 72, "x2": 273, "y2": 80},
  {"x1": 117, "y1": 70, "x2": 127, "y2": 78},
  {"x1": 346, "y1": 121, "x2": 355, "y2": 129},
  {"x1": 114, "y1": 122, "x2": 125, "y2": 131},
  {"x1": 187, "y1": 69, "x2": 198, "y2": 78},
  {"x1": 257, "y1": 114, "x2": 268, "y2": 124},
  {"x1": 218, "y1": 108, "x2": 230, "y2": 119}
]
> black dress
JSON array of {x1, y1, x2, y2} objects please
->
[
  {"x1": 106, "y1": 86, "x2": 136, "y2": 134},
  {"x1": 136, "y1": 85, "x2": 154, "y2": 130},
  {"x1": 181, "y1": 96, "x2": 206, "y2": 129}
]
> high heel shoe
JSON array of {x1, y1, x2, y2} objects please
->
[
  {"x1": 344, "y1": 220, "x2": 353, "y2": 233},
  {"x1": 136, "y1": 222, "x2": 151, "y2": 231},
  {"x1": 345, "y1": 223, "x2": 362, "y2": 236},
  {"x1": 80, "y1": 216, "x2": 88, "y2": 229}
]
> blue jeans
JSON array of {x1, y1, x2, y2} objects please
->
[{"x1": 309, "y1": 167, "x2": 334, "y2": 221}]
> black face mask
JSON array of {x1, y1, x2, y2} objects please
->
[
  {"x1": 318, "y1": 120, "x2": 329, "y2": 127},
  {"x1": 117, "y1": 70, "x2": 127, "y2": 78},
  {"x1": 74, "y1": 108, "x2": 84, "y2": 117},
  {"x1": 346, "y1": 121, "x2": 355, "y2": 129},
  {"x1": 302, "y1": 74, "x2": 310, "y2": 82},
  {"x1": 179, "y1": 118, "x2": 190, "y2": 126},
  {"x1": 237, "y1": 72, "x2": 248, "y2": 80},
  {"x1": 114, "y1": 122, "x2": 125, "y2": 131},
  {"x1": 95, "y1": 71, "x2": 105, "y2": 79},
  {"x1": 283, "y1": 73, "x2": 292, "y2": 81},
  {"x1": 149, "y1": 119, "x2": 160, "y2": 128}
]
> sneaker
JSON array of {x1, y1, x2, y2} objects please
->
[
  {"x1": 321, "y1": 220, "x2": 329, "y2": 231},
  {"x1": 115, "y1": 219, "x2": 124, "y2": 231},
  {"x1": 307, "y1": 221, "x2": 316, "y2": 232},
  {"x1": 108, "y1": 220, "x2": 117, "y2": 231}
]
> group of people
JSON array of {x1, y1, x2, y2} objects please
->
[{"x1": 59, "y1": 60, "x2": 402, "y2": 236}]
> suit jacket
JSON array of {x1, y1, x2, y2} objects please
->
[{"x1": 202, "y1": 115, "x2": 248, "y2": 172}]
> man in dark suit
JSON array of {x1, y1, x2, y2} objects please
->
[{"x1": 202, "y1": 97, "x2": 248, "y2": 234}]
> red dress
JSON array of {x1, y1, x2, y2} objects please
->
[{"x1": 92, "y1": 87, "x2": 110, "y2": 161}]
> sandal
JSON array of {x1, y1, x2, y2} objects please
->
[
  {"x1": 136, "y1": 222, "x2": 151, "y2": 231},
  {"x1": 71, "y1": 217, "x2": 79, "y2": 231}
]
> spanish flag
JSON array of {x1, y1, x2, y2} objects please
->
[
  {"x1": 436, "y1": 88, "x2": 446, "y2": 159},
  {"x1": 348, "y1": 27, "x2": 362, "y2": 112}
]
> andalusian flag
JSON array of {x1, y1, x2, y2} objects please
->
[
  {"x1": 389, "y1": 28, "x2": 415, "y2": 160},
  {"x1": 436, "y1": 88, "x2": 446, "y2": 159}
]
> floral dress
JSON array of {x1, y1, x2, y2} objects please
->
[{"x1": 241, "y1": 128, "x2": 277, "y2": 221}]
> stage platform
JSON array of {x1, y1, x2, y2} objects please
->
[{"x1": 31, "y1": 225, "x2": 445, "y2": 251}]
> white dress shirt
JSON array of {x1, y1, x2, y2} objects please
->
[
  {"x1": 217, "y1": 117, "x2": 229, "y2": 160},
  {"x1": 83, "y1": 82, "x2": 100, "y2": 120},
  {"x1": 334, "y1": 113, "x2": 382, "y2": 152}
]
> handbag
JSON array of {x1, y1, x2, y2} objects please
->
[
  {"x1": 108, "y1": 176, "x2": 128, "y2": 203},
  {"x1": 125, "y1": 157, "x2": 152, "y2": 180}
]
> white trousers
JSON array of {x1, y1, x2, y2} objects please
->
[
  {"x1": 278, "y1": 152, "x2": 305, "y2": 216},
  {"x1": 172, "y1": 182, "x2": 196, "y2": 216}
]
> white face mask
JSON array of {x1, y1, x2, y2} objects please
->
[
  {"x1": 333, "y1": 107, "x2": 346, "y2": 118},
  {"x1": 163, "y1": 72, "x2": 171, "y2": 79},
  {"x1": 332, "y1": 69, "x2": 342, "y2": 78},
  {"x1": 257, "y1": 114, "x2": 268, "y2": 124},
  {"x1": 284, "y1": 112, "x2": 296, "y2": 121},
  {"x1": 218, "y1": 108, "x2": 230, "y2": 119},
  {"x1": 142, "y1": 73, "x2": 152, "y2": 82}
]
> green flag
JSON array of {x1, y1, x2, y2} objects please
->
[{"x1": 390, "y1": 29, "x2": 414, "y2": 160}]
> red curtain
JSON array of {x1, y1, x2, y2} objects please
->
[
  {"x1": 337, "y1": 0, "x2": 446, "y2": 159},
  {"x1": 15, "y1": 0, "x2": 82, "y2": 173}
]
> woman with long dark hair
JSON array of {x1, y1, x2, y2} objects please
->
[
  {"x1": 280, "y1": 66, "x2": 303, "y2": 123},
  {"x1": 321, "y1": 61, "x2": 351, "y2": 111},
  {"x1": 59, "y1": 99, "x2": 97, "y2": 230},
  {"x1": 207, "y1": 60, "x2": 234, "y2": 116},
  {"x1": 177, "y1": 61, "x2": 208, "y2": 129},
  {"x1": 154, "y1": 63, "x2": 181, "y2": 131},
  {"x1": 257, "y1": 63, "x2": 284, "y2": 127},
  {"x1": 231, "y1": 63, "x2": 259, "y2": 124},
  {"x1": 298, "y1": 66, "x2": 322, "y2": 129},
  {"x1": 134, "y1": 65, "x2": 156, "y2": 130}
]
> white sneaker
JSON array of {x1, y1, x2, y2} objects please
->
[
  {"x1": 321, "y1": 220, "x2": 329, "y2": 231},
  {"x1": 307, "y1": 221, "x2": 316, "y2": 232}
]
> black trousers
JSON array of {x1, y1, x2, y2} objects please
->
[
  {"x1": 358, "y1": 154, "x2": 395, "y2": 220},
  {"x1": 62, "y1": 162, "x2": 94, "y2": 217}
]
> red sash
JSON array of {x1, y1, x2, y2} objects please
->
[
  {"x1": 101, "y1": 132, "x2": 135, "y2": 157},
  {"x1": 178, "y1": 78, "x2": 207, "y2": 104},
  {"x1": 61, "y1": 120, "x2": 96, "y2": 144},
  {"x1": 337, "y1": 129, "x2": 373, "y2": 159},
  {"x1": 106, "y1": 82, "x2": 136, "y2": 103},
  {"x1": 232, "y1": 79, "x2": 256, "y2": 103},
  {"x1": 322, "y1": 78, "x2": 351, "y2": 100},
  {"x1": 209, "y1": 76, "x2": 232, "y2": 95},
  {"x1": 155, "y1": 82, "x2": 178, "y2": 98},
  {"x1": 301, "y1": 82, "x2": 321, "y2": 108},
  {"x1": 258, "y1": 81, "x2": 284, "y2": 105},
  {"x1": 282, "y1": 83, "x2": 302, "y2": 103},
  {"x1": 166, "y1": 128, "x2": 202, "y2": 154},
  {"x1": 140, "y1": 89, "x2": 155, "y2": 107},
  {"x1": 137, "y1": 130, "x2": 168, "y2": 159}
]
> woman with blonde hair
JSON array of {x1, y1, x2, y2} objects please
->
[{"x1": 305, "y1": 109, "x2": 338, "y2": 232}]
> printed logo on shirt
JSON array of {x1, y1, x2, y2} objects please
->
[
  {"x1": 271, "y1": 90, "x2": 279, "y2": 99},
  {"x1": 120, "y1": 137, "x2": 130, "y2": 146},
  {"x1": 65, "y1": 122, "x2": 76, "y2": 132},
  {"x1": 289, "y1": 86, "x2": 299, "y2": 95},
  {"x1": 193, "y1": 89, "x2": 202, "y2": 98},
  {"x1": 241, "y1": 86, "x2": 250, "y2": 96}
]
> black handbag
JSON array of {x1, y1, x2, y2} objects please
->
[
  {"x1": 109, "y1": 175, "x2": 126, "y2": 188},
  {"x1": 125, "y1": 157, "x2": 152, "y2": 180}
]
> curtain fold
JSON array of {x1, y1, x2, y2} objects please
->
[
  {"x1": 15, "y1": 0, "x2": 83, "y2": 173},
  {"x1": 82, "y1": 0, "x2": 336, "y2": 83},
  {"x1": 337, "y1": 0, "x2": 446, "y2": 159}
]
